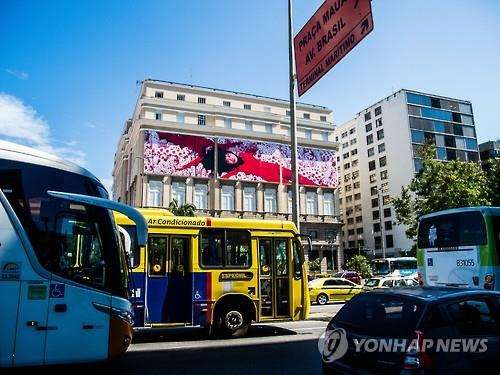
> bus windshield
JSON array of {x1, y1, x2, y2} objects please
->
[
  {"x1": 372, "y1": 258, "x2": 417, "y2": 276},
  {"x1": 418, "y1": 211, "x2": 487, "y2": 249},
  {"x1": 0, "y1": 159, "x2": 128, "y2": 297}
]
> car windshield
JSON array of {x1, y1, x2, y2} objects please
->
[
  {"x1": 332, "y1": 294, "x2": 425, "y2": 337},
  {"x1": 364, "y1": 278, "x2": 380, "y2": 287}
]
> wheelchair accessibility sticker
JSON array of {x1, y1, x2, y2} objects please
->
[{"x1": 49, "y1": 283, "x2": 65, "y2": 298}]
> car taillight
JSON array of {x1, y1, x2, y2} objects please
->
[
  {"x1": 484, "y1": 274, "x2": 494, "y2": 290},
  {"x1": 403, "y1": 330, "x2": 432, "y2": 371},
  {"x1": 416, "y1": 272, "x2": 424, "y2": 286}
]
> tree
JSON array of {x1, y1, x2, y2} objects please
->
[
  {"x1": 393, "y1": 143, "x2": 491, "y2": 241},
  {"x1": 345, "y1": 255, "x2": 372, "y2": 278},
  {"x1": 168, "y1": 199, "x2": 197, "y2": 217},
  {"x1": 307, "y1": 258, "x2": 321, "y2": 273},
  {"x1": 485, "y1": 159, "x2": 500, "y2": 206}
]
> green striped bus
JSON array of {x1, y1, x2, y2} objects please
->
[{"x1": 417, "y1": 207, "x2": 500, "y2": 290}]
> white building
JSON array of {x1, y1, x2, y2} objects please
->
[
  {"x1": 335, "y1": 89, "x2": 479, "y2": 259},
  {"x1": 113, "y1": 79, "x2": 342, "y2": 270}
]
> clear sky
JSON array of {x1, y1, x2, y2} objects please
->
[{"x1": 1, "y1": 0, "x2": 499, "y2": 190}]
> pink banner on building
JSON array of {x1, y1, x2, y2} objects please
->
[{"x1": 144, "y1": 131, "x2": 338, "y2": 188}]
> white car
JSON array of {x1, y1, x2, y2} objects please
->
[{"x1": 363, "y1": 276, "x2": 418, "y2": 290}]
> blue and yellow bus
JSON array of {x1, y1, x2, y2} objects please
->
[
  {"x1": 417, "y1": 207, "x2": 500, "y2": 290},
  {"x1": 115, "y1": 208, "x2": 310, "y2": 337}
]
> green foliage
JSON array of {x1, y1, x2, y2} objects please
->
[
  {"x1": 308, "y1": 258, "x2": 321, "y2": 273},
  {"x1": 345, "y1": 255, "x2": 372, "y2": 278},
  {"x1": 168, "y1": 199, "x2": 197, "y2": 217},
  {"x1": 485, "y1": 159, "x2": 500, "y2": 206},
  {"x1": 393, "y1": 143, "x2": 492, "y2": 241}
]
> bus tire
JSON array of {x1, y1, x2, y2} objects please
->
[
  {"x1": 216, "y1": 305, "x2": 250, "y2": 338},
  {"x1": 316, "y1": 293, "x2": 328, "y2": 305}
]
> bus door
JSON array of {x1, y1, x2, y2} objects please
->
[
  {"x1": 258, "y1": 238, "x2": 290, "y2": 319},
  {"x1": 146, "y1": 235, "x2": 191, "y2": 324}
]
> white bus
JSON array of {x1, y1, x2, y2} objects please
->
[
  {"x1": 371, "y1": 257, "x2": 418, "y2": 277},
  {"x1": 0, "y1": 140, "x2": 147, "y2": 367}
]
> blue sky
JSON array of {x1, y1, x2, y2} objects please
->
[{"x1": 1, "y1": 0, "x2": 499, "y2": 190}]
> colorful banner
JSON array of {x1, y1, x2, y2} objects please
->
[{"x1": 144, "y1": 130, "x2": 338, "y2": 188}]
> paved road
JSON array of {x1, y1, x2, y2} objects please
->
[{"x1": 8, "y1": 303, "x2": 343, "y2": 375}]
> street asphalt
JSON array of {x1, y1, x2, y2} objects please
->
[{"x1": 7, "y1": 303, "x2": 343, "y2": 375}]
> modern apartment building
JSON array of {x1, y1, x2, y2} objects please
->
[
  {"x1": 479, "y1": 140, "x2": 500, "y2": 163},
  {"x1": 335, "y1": 89, "x2": 479, "y2": 259},
  {"x1": 113, "y1": 79, "x2": 342, "y2": 270}
]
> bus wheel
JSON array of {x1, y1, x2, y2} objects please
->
[
  {"x1": 317, "y1": 293, "x2": 328, "y2": 305},
  {"x1": 217, "y1": 306, "x2": 250, "y2": 338}
]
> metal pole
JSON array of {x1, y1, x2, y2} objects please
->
[{"x1": 288, "y1": 0, "x2": 300, "y2": 231}]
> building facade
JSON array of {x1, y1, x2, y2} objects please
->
[
  {"x1": 479, "y1": 140, "x2": 500, "y2": 163},
  {"x1": 113, "y1": 79, "x2": 342, "y2": 271},
  {"x1": 335, "y1": 89, "x2": 479, "y2": 259}
]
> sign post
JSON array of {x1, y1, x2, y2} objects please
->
[
  {"x1": 288, "y1": 0, "x2": 300, "y2": 231},
  {"x1": 294, "y1": 0, "x2": 374, "y2": 96}
]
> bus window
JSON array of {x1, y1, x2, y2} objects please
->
[
  {"x1": 275, "y1": 240, "x2": 288, "y2": 276},
  {"x1": 418, "y1": 211, "x2": 487, "y2": 248},
  {"x1": 293, "y1": 240, "x2": 303, "y2": 279},
  {"x1": 148, "y1": 237, "x2": 167, "y2": 276},
  {"x1": 200, "y1": 230, "x2": 224, "y2": 267},
  {"x1": 225, "y1": 230, "x2": 251, "y2": 267},
  {"x1": 171, "y1": 237, "x2": 189, "y2": 275},
  {"x1": 200, "y1": 229, "x2": 251, "y2": 268},
  {"x1": 120, "y1": 225, "x2": 140, "y2": 268}
]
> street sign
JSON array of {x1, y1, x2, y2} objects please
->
[{"x1": 294, "y1": 0, "x2": 374, "y2": 96}]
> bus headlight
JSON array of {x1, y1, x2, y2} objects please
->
[{"x1": 484, "y1": 274, "x2": 494, "y2": 290}]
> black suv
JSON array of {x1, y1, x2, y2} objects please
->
[{"x1": 321, "y1": 287, "x2": 500, "y2": 374}]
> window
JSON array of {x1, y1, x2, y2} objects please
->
[
  {"x1": 286, "y1": 110, "x2": 291, "y2": 116},
  {"x1": 155, "y1": 111, "x2": 162, "y2": 120},
  {"x1": 376, "y1": 118, "x2": 383, "y2": 127},
  {"x1": 148, "y1": 237, "x2": 167, "y2": 276},
  {"x1": 177, "y1": 94, "x2": 185, "y2": 101},
  {"x1": 364, "y1": 112, "x2": 371, "y2": 121},
  {"x1": 244, "y1": 104, "x2": 251, "y2": 110},
  {"x1": 373, "y1": 210, "x2": 380, "y2": 220},
  {"x1": 198, "y1": 97, "x2": 206, "y2": 104},
  {"x1": 372, "y1": 198, "x2": 379, "y2": 208},
  {"x1": 321, "y1": 131, "x2": 329, "y2": 141},
  {"x1": 194, "y1": 183, "x2": 208, "y2": 210},
  {"x1": 263, "y1": 106, "x2": 271, "y2": 113},
  {"x1": 380, "y1": 170, "x2": 388, "y2": 180},
  {"x1": 368, "y1": 160, "x2": 376, "y2": 171},
  {"x1": 411, "y1": 130, "x2": 425, "y2": 143},
  {"x1": 148, "y1": 180, "x2": 163, "y2": 206},
  {"x1": 344, "y1": 163, "x2": 351, "y2": 170},
  {"x1": 354, "y1": 193, "x2": 361, "y2": 201},
  {"x1": 303, "y1": 113, "x2": 310, "y2": 119},
  {"x1": 466, "y1": 138, "x2": 478, "y2": 150},
  {"x1": 221, "y1": 185, "x2": 235, "y2": 210},
  {"x1": 346, "y1": 195, "x2": 353, "y2": 203},
  {"x1": 408, "y1": 104, "x2": 421, "y2": 116},
  {"x1": 176, "y1": 112, "x2": 185, "y2": 123},
  {"x1": 375, "y1": 106, "x2": 382, "y2": 116},
  {"x1": 385, "y1": 221, "x2": 392, "y2": 231},
  {"x1": 342, "y1": 132, "x2": 348, "y2": 138},
  {"x1": 349, "y1": 128, "x2": 356, "y2": 135},
  {"x1": 264, "y1": 187, "x2": 277, "y2": 213},
  {"x1": 383, "y1": 195, "x2": 391, "y2": 205},
  {"x1": 265, "y1": 123, "x2": 273, "y2": 133},
  {"x1": 447, "y1": 299, "x2": 500, "y2": 336},
  {"x1": 353, "y1": 170, "x2": 360, "y2": 180},
  {"x1": 367, "y1": 134, "x2": 374, "y2": 145},
  {"x1": 306, "y1": 191, "x2": 318, "y2": 214},
  {"x1": 371, "y1": 187, "x2": 378, "y2": 196},
  {"x1": 368, "y1": 147, "x2": 374, "y2": 157},
  {"x1": 384, "y1": 208, "x2": 391, "y2": 218},
  {"x1": 350, "y1": 138, "x2": 357, "y2": 145},
  {"x1": 377, "y1": 129, "x2": 384, "y2": 140},
  {"x1": 320, "y1": 115, "x2": 327, "y2": 122},
  {"x1": 348, "y1": 229, "x2": 355, "y2": 236},
  {"x1": 305, "y1": 129, "x2": 312, "y2": 140},
  {"x1": 369, "y1": 173, "x2": 377, "y2": 183},
  {"x1": 223, "y1": 100, "x2": 231, "y2": 107},
  {"x1": 356, "y1": 215, "x2": 362, "y2": 223},
  {"x1": 245, "y1": 120, "x2": 253, "y2": 131},
  {"x1": 352, "y1": 159, "x2": 358, "y2": 167},
  {"x1": 200, "y1": 229, "x2": 251, "y2": 268},
  {"x1": 287, "y1": 189, "x2": 293, "y2": 213},
  {"x1": 324, "y1": 192, "x2": 334, "y2": 215},
  {"x1": 224, "y1": 118, "x2": 232, "y2": 129},
  {"x1": 375, "y1": 236, "x2": 382, "y2": 250},
  {"x1": 308, "y1": 230, "x2": 318, "y2": 239},
  {"x1": 351, "y1": 149, "x2": 358, "y2": 156},
  {"x1": 379, "y1": 156, "x2": 387, "y2": 167},
  {"x1": 155, "y1": 91, "x2": 163, "y2": 98},
  {"x1": 171, "y1": 181, "x2": 186, "y2": 205},
  {"x1": 242, "y1": 186, "x2": 257, "y2": 212},
  {"x1": 378, "y1": 143, "x2": 385, "y2": 153},
  {"x1": 347, "y1": 218, "x2": 354, "y2": 225},
  {"x1": 198, "y1": 115, "x2": 206, "y2": 126},
  {"x1": 343, "y1": 152, "x2": 349, "y2": 159},
  {"x1": 373, "y1": 223, "x2": 381, "y2": 232},
  {"x1": 345, "y1": 185, "x2": 352, "y2": 192},
  {"x1": 365, "y1": 123, "x2": 372, "y2": 132}
]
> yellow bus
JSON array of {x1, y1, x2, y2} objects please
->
[{"x1": 115, "y1": 208, "x2": 310, "y2": 337}]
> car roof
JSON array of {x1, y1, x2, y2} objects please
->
[
  {"x1": 312, "y1": 277, "x2": 350, "y2": 282},
  {"x1": 367, "y1": 286, "x2": 500, "y2": 302}
]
